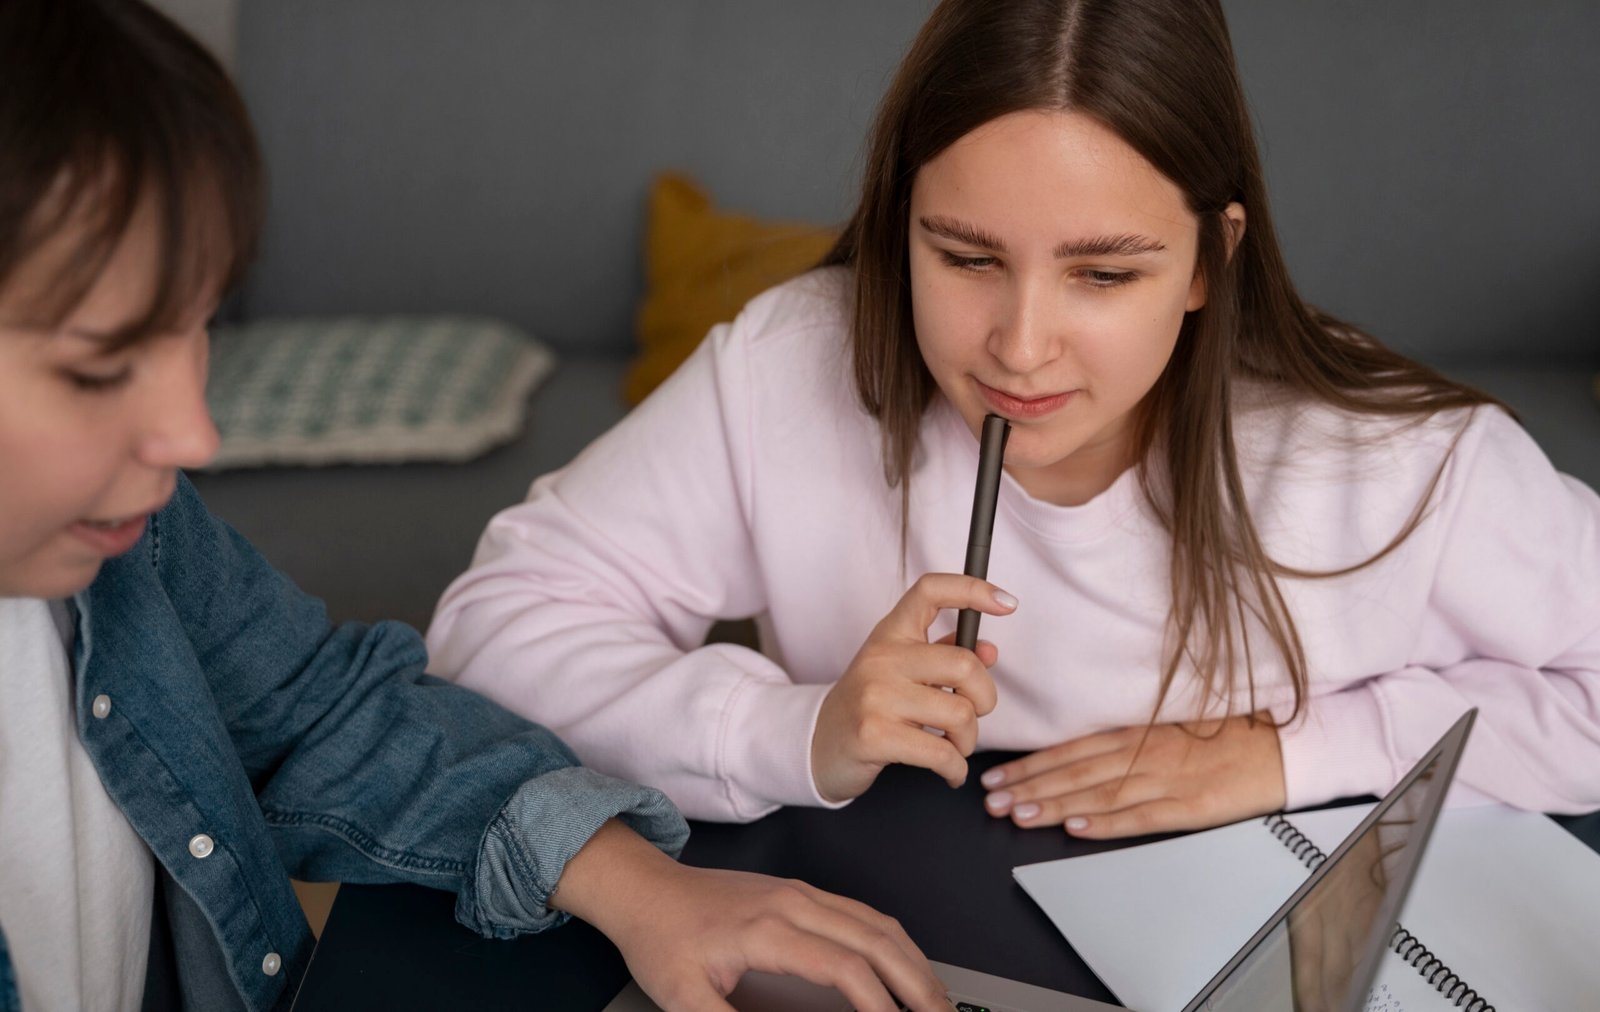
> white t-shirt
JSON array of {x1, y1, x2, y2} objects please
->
[{"x1": 0, "y1": 597, "x2": 153, "y2": 1011}]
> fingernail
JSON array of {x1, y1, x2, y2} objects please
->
[
  {"x1": 985, "y1": 790, "x2": 1012, "y2": 811},
  {"x1": 1014, "y1": 802, "x2": 1040, "y2": 820},
  {"x1": 992, "y1": 588, "x2": 1018, "y2": 610},
  {"x1": 1066, "y1": 817, "x2": 1089, "y2": 832},
  {"x1": 980, "y1": 768, "x2": 1006, "y2": 788}
]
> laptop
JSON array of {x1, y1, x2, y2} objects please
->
[{"x1": 606, "y1": 709, "x2": 1476, "y2": 1012}]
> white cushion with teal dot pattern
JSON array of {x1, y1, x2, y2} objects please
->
[{"x1": 204, "y1": 316, "x2": 556, "y2": 469}]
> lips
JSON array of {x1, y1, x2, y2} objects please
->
[
  {"x1": 69, "y1": 514, "x2": 150, "y2": 557},
  {"x1": 977, "y1": 380, "x2": 1075, "y2": 419}
]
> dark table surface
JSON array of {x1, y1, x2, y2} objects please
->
[{"x1": 290, "y1": 752, "x2": 1600, "y2": 1011}]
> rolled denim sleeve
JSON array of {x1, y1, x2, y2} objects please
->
[
  {"x1": 141, "y1": 476, "x2": 688, "y2": 938},
  {"x1": 462, "y1": 766, "x2": 687, "y2": 936}
]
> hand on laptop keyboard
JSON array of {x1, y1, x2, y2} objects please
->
[{"x1": 556, "y1": 822, "x2": 952, "y2": 1011}]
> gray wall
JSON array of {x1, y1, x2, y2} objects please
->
[
  {"x1": 236, "y1": 1, "x2": 935, "y2": 353},
  {"x1": 1230, "y1": 1, "x2": 1600, "y2": 363},
  {"x1": 149, "y1": 0, "x2": 237, "y2": 68},
  {"x1": 236, "y1": 1, "x2": 1600, "y2": 365}
]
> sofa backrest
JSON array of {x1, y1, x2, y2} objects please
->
[{"x1": 235, "y1": 0, "x2": 1600, "y2": 364}]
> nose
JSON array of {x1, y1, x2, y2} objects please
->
[
  {"x1": 985, "y1": 275, "x2": 1061, "y2": 376},
  {"x1": 136, "y1": 334, "x2": 221, "y2": 471}
]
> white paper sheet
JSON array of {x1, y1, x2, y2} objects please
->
[{"x1": 1014, "y1": 805, "x2": 1600, "y2": 1012}]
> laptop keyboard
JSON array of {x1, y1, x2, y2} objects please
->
[{"x1": 875, "y1": 997, "x2": 993, "y2": 1011}]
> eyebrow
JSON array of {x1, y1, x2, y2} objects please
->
[
  {"x1": 1054, "y1": 233, "x2": 1167, "y2": 258},
  {"x1": 920, "y1": 216, "x2": 1009, "y2": 253},
  {"x1": 918, "y1": 215, "x2": 1167, "y2": 259}
]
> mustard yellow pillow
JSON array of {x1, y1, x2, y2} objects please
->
[{"x1": 627, "y1": 173, "x2": 837, "y2": 405}]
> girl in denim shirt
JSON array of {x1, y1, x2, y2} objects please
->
[{"x1": 0, "y1": 3, "x2": 949, "y2": 1011}]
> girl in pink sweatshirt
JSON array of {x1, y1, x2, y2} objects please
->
[{"x1": 428, "y1": 0, "x2": 1600, "y2": 834}]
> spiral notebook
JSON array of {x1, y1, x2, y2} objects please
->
[{"x1": 1014, "y1": 789, "x2": 1600, "y2": 1010}]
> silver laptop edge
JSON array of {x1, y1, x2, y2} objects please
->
[{"x1": 1179, "y1": 708, "x2": 1476, "y2": 1012}]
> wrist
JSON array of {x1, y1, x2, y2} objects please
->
[
  {"x1": 810, "y1": 726, "x2": 842, "y2": 803},
  {"x1": 548, "y1": 819, "x2": 681, "y2": 938}
]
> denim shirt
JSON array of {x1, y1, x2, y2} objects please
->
[{"x1": 0, "y1": 476, "x2": 687, "y2": 1012}]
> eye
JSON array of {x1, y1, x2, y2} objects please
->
[
  {"x1": 1079, "y1": 268, "x2": 1137, "y2": 288},
  {"x1": 64, "y1": 368, "x2": 133, "y2": 392},
  {"x1": 938, "y1": 249, "x2": 999, "y2": 273}
]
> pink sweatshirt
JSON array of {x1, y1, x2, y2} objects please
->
[{"x1": 427, "y1": 269, "x2": 1600, "y2": 823}]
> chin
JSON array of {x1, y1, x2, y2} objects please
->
[
  {"x1": 2, "y1": 560, "x2": 105, "y2": 600},
  {"x1": 1002, "y1": 426, "x2": 1084, "y2": 467}
]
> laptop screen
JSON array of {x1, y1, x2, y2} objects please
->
[{"x1": 1186, "y1": 711, "x2": 1473, "y2": 1012}]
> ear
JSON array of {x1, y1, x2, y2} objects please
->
[{"x1": 1185, "y1": 201, "x2": 1247, "y2": 312}]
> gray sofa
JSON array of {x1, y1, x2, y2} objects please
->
[{"x1": 192, "y1": 1, "x2": 1600, "y2": 629}]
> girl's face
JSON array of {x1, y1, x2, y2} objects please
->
[
  {"x1": 0, "y1": 198, "x2": 220, "y2": 598},
  {"x1": 909, "y1": 109, "x2": 1240, "y2": 506}
]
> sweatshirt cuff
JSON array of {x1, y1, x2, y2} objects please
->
[
  {"x1": 1273, "y1": 685, "x2": 1397, "y2": 809},
  {"x1": 719, "y1": 675, "x2": 843, "y2": 820}
]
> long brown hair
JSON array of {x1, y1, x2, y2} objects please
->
[
  {"x1": 824, "y1": 0, "x2": 1500, "y2": 725},
  {"x1": 0, "y1": 0, "x2": 263, "y2": 348}
]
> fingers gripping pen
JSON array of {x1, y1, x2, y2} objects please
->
[{"x1": 955, "y1": 413, "x2": 1011, "y2": 651}]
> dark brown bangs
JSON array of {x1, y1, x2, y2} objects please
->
[{"x1": 0, "y1": 0, "x2": 263, "y2": 350}]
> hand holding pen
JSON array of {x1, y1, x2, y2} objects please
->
[{"x1": 808, "y1": 414, "x2": 1015, "y2": 803}]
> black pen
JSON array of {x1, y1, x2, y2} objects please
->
[{"x1": 955, "y1": 413, "x2": 1011, "y2": 651}]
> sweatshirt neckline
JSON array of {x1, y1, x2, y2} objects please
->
[{"x1": 934, "y1": 398, "x2": 1146, "y2": 545}]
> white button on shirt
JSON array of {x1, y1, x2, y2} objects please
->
[
  {"x1": 91, "y1": 694, "x2": 111, "y2": 719},
  {"x1": 188, "y1": 834, "x2": 215, "y2": 859},
  {"x1": 262, "y1": 952, "x2": 282, "y2": 976}
]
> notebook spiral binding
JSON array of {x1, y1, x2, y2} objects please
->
[
  {"x1": 1265, "y1": 812, "x2": 1328, "y2": 871},
  {"x1": 1392, "y1": 928, "x2": 1491, "y2": 1011},
  {"x1": 1261, "y1": 814, "x2": 1496, "y2": 1012}
]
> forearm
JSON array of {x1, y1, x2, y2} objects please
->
[
  {"x1": 1278, "y1": 661, "x2": 1600, "y2": 813},
  {"x1": 465, "y1": 629, "x2": 834, "y2": 821},
  {"x1": 430, "y1": 521, "x2": 836, "y2": 821}
]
